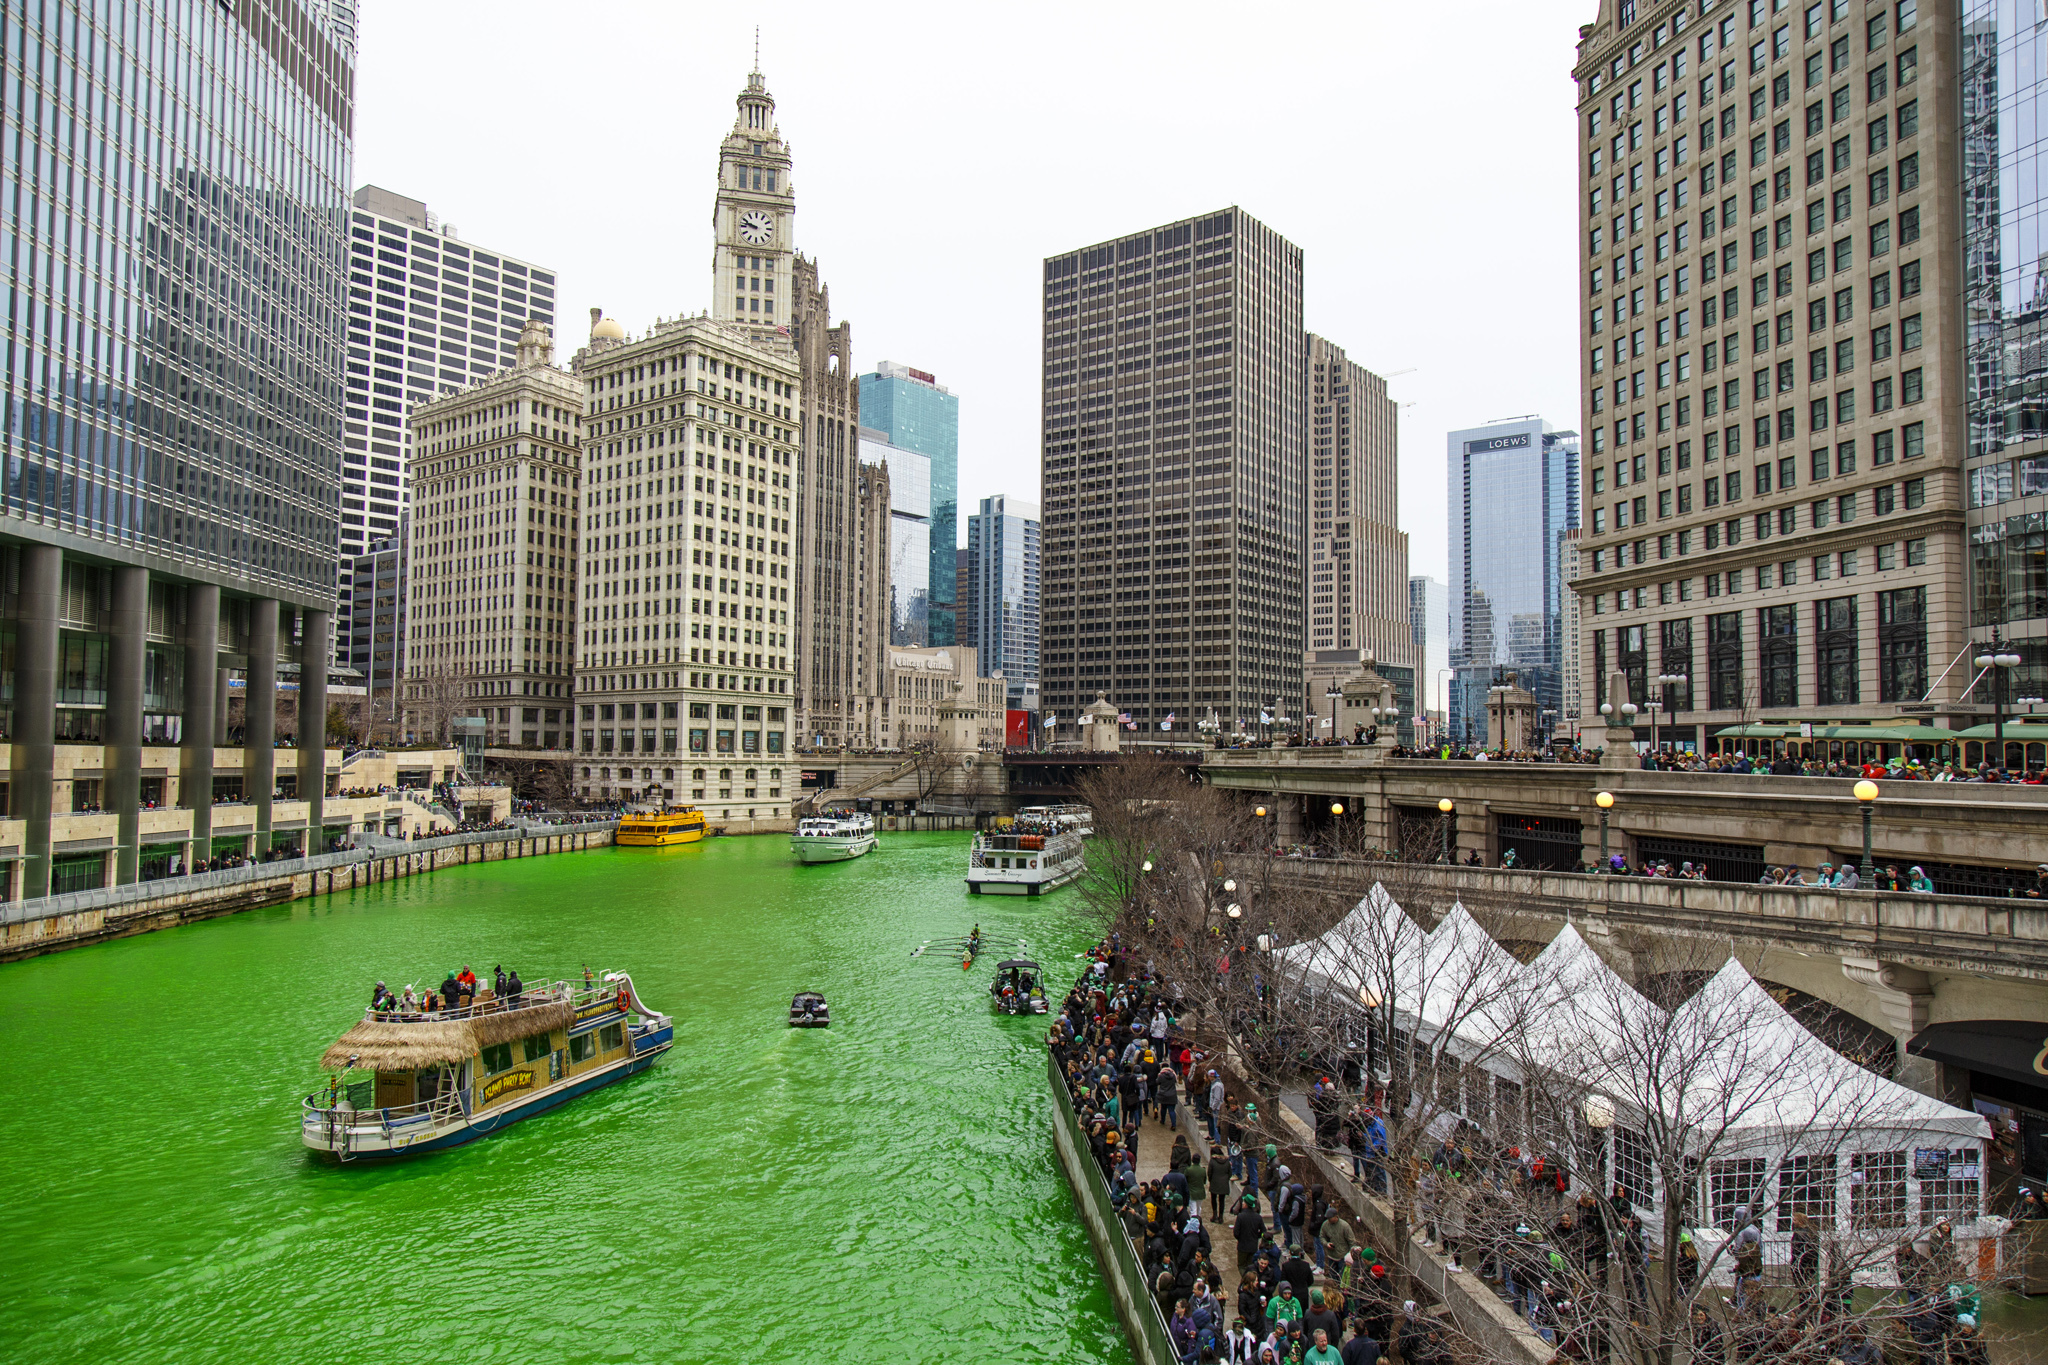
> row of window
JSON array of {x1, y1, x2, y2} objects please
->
[
  {"x1": 1593, "y1": 584, "x2": 1928, "y2": 711},
  {"x1": 583, "y1": 729, "x2": 786, "y2": 754},
  {"x1": 1593, "y1": 536, "x2": 1927, "y2": 614}
]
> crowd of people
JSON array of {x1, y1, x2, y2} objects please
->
[
  {"x1": 369, "y1": 963, "x2": 528, "y2": 1017},
  {"x1": 1053, "y1": 938, "x2": 1444, "y2": 1364}
]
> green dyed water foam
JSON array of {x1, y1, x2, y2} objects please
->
[{"x1": 0, "y1": 833, "x2": 1130, "y2": 1365}]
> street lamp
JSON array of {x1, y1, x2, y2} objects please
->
[
  {"x1": 1326, "y1": 682, "x2": 1343, "y2": 743},
  {"x1": 1227, "y1": 902, "x2": 1243, "y2": 920},
  {"x1": 1595, "y1": 790, "x2": 1615, "y2": 869},
  {"x1": 1330, "y1": 801, "x2": 1344, "y2": 816},
  {"x1": 1583, "y1": 1092, "x2": 1616, "y2": 1131},
  {"x1": 1853, "y1": 778, "x2": 1879, "y2": 885},
  {"x1": 1437, "y1": 796, "x2": 1454, "y2": 864},
  {"x1": 1976, "y1": 634, "x2": 2023, "y2": 766},
  {"x1": 1657, "y1": 672, "x2": 1689, "y2": 756}
]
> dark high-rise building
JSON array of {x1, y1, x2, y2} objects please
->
[
  {"x1": 1039, "y1": 209, "x2": 1306, "y2": 739},
  {"x1": 0, "y1": 0, "x2": 356, "y2": 897}
]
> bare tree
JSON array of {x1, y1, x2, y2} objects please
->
[{"x1": 405, "y1": 664, "x2": 471, "y2": 747}]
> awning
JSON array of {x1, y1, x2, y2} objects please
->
[
  {"x1": 1908, "y1": 1020, "x2": 2048, "y2": 1092},
  {"x1": 1947, "y1": 722, "x2": 2048, "y2": 741},
  {"x1": 1711, "y1": 722, "x2": 1958, "y2": 741}
]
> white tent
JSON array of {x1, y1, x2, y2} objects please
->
[{"x1": 1271, "y1": 883, "x2": 1996, "y2": 1273}]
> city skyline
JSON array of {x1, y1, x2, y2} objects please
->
[{"x1": 347, "y1": 2, "x2": 1588, "y2": 588}]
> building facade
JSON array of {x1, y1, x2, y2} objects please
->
[
  {"x1": 881, "y1": 644, "x2": 1004, "y2": 749},
  {"x1": 1961, "y1": 1, "x2": 2048, "y2": 704},
  {"x1": 857, "y1": 423, "x2": 932, "y2": 645},
  {"x1": 964, "y1": 495, "x2": 1042, "y2": 711},
  {"x1": 0, "y1": 0, "x2": 358, "y2": 897},
  {"x1": 859, "y1": 362, "x2": 959, "y2": 644},
  {"x1": 347, "y1": 536, "x2": 406, "y2": 726},
  {"x1": 1409, "y1": 574, "x2": 1450, "y2": 729},
  {"x1": 406, "y1": 320, "x2": 583, "y2": 748},
  {"x1": 1039, "y1": 209, "x2": 1307, "y2": 740},
  {"x1": 1448, "y1": 419, "x2": 1581, "y2": 745},
  {"x1": 566, "y1": 305, "x2": 799, "y2": 807},
  {"x1": 1572, "y1": 0, "x2": 1966, "y2": 751},
  {"x1": 341, "y1": 186, "x2": 556, "y2": 663},
  {"x1": 1308, "y1": 336, "x2": 1410, "y2": 667}
]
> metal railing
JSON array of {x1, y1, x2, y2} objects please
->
[
  {"x1": 1047, "y1": 1052, "x2": 1178, "y2": 1365},
  {"x1": 2, "y1": 820, "x2": 618, "y2": 928}
]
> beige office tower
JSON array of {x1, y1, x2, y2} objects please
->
[
  {"x1": 1039, "y1": 208, "x2": 1307, "y2": 739},
  {"x1": 1573, "y1": 0, "x2": 1964, "y2": 745},
  {"x1": 568, "y1": 308, "x2": 799, "y2": 812},
  {"x1": 404, "y1": 320, "x2": 584, "y2": 746},
  {"x1": 707, "y1": 66, "x2": 883, "y2": 747},
  {"x1": 1306, "y1": 334, "x2": 1410, "y2": 667}
]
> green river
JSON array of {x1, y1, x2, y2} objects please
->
[{"x1": 0, "y1": 832, "x2": 1132, "y2": 1365}]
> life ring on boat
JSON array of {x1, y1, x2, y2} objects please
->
[{"x1": 617, "y1": 985, "x2": 629, "y2": 1011}]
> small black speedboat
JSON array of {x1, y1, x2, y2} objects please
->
[{"x1": 789, "y1": 991, "x2": 829, "y2": 1028}]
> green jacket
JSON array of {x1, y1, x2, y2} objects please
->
[
  {"x1": 1185, "y1": 1163, "x2": 1208, "y2": 1200},
  {"x1": 1268, "y1": 1290, "x2": 1303, "y2": 1322}
]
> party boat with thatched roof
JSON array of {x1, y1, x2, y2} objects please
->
[{"x1": 302, "y1": 973, "x2": 673, "y2": 1160}]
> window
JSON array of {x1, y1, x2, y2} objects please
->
[
  {"x1": 1879, "y1": 585, "x2": 1926, "y2": 701},
  {"x1": 1870, "y1": 219, "x2": 1891, "y2": 256},
  {"x1": 1851, "y1": 1152, "x2": 1908, "y2": 1229},
  {"x1": 1817, "y1": 595, "x2": 1858, "y2": 704},
  {"x1": 599, "y1": 1022, "x2": 625, "y2": 1051},
  {"x1": 522, "y1": 1033, "x2": 551, "y2": 1063},
  {"x1": 1872, "y1": 429, "x2": 1894, "y2": 464},
  {"x1": 1710, "y1": 1158, "x2": 1769, "y2": 1231},
  {"x1": 1906, "y1": 536, "x2": 1926, "y2": 565},
  {"x1": 1900, "y1": 258, "x2": 1920, "y2": 297},
  {"x1": 1904, "y1": 475, "x2": 1925, "y2": 507},
  {"x1": 1760, "y1": 603, "x2": 1798, "y2": 705},
  {"x1": 1920, "y1": 1151, "x2": 1982, "y2": 1224},
  {"x1": 1778, "y1": 1154, "x2": 1837, "y2": 1231},
  {"x1": 481, "y1": 1042, "x2": 515, "y2": 1073},
  {"x1": 1903, "y1": 421, "x2": 1924, "y2": 457},
  {"x1": 1902, "y1": 366, "x2": 1923, "y2": 403},
  {"x1": 1709, "y1": 611, "x2": 1744, "y2": 707},
  {"x1": 570, "y1": 1032, "x2": 596, "y2": 1063}
]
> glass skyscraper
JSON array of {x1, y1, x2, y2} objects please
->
[
  {"x1": 1446, "y1": 419, "x2": 1579, "y2": 745},
  {"x1": 858, "y1": 361, "x2": 958, "y2": 644},
  {"x1": 1963, "y1": 1, "x2": 2048, "y2": 693},
  {"x1": 0, "y1": 0, "x2": 354, "y2": 895},
  {"x1": 965, "y1": 494, "x2": 1040, "y2": 709},
  {"x1": 857, "y1": 426, "x2": 931, "y2": 646}
]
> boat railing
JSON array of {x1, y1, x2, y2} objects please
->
[
  {"x1": 302, "y1": 1081, "x2": 467, "y2": 1136},
  {"x1": 362, "y1": 977, "x2": 627, "y2": 1026}
]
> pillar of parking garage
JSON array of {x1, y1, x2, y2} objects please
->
[
  {"x1": 12, "y1": 545, "x2": 61, "y2": 899},
  {"x1": 106, "y1": 566, "x2": 148, "y2": 884},
  {"x1": 298, "y1": 609, "x2": 328, "y2": 852},
  {"x1": 182, "y1": 585, "x2": 220, "y2": 862},
  {"x1": 245, "y1": 600, "x2": 279, "y2": 848}
]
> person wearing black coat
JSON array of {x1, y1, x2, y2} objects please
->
[
  {"x1": 1339, "y1": 1321, "x2": 1381, "y2": 1365},
  {"x1": 1208, "y1": 1148, "x2": 1235, "y2": 1222},
  {"x1": 1280, "y1": 1246, "x2": 1315, "y2": 1299},
  {"x1": 1234, "y1": 1198, "x2": 1267, "y2": 1267}
]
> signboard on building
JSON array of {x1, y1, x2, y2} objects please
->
[{"x1": 1465, "y1": 433, "x2": 1531, "y2": 454}]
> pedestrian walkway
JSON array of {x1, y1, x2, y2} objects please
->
[{"x1": 1127, "y1": 1103, "x2": 1244, "y2": 1296}]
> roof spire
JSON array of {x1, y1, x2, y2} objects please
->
[{"x1": 753, "y1": 25, "x2": 760, "y2": 74}]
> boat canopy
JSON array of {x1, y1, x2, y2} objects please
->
[
  {"x1": 994, "y1": 959, "x2": 1041, "y2": 972},
  {"x1": 321, "y1": 999, "x2": 577, "y2": 1070},
  {"x1": 1710, "y1": 722, "x2": 1958, "y2": 741}
]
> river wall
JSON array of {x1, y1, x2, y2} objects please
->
[
  {"x1": 1046, "y1": 1053, "x2": 1177, "y2": 1365},
  {"x1": 0, "y1": 824, "x2": 617, "y2": 962}
]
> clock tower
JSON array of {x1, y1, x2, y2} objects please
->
[{"x1": 713, "y1": 67, "x2": 795, "y2": 346}]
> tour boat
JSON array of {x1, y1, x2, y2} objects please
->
[
  {"x1": 1017, "y1": 803, "x2": 1095, "y2": 837},
  {"x1": 617, "y1": 806, "x2": 707, "y2": 846},
  {"x1": 302, "y1": 973, "x2": 674, "y2": 1160},
  {"x1": 966, "y1": 824, "x2": 1085, "y2": 895},
  {"x1": 790, "y1": 810, "x2": 877, "y2": 863}
]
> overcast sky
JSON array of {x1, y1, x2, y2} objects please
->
[{"x1": 355, "y1": 0, "x2": 1589, "y2": 586}]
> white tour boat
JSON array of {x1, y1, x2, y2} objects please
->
[
  {"x1": 967, "y1": 821, "x2": 1085, "y2": 896},
  {"x1": 791, "y1": 810, "x2": 877, "y2": 864}
]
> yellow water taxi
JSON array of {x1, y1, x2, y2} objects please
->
[{"x1": 617, "y1": 806, "x2": 707, "y2": 846}]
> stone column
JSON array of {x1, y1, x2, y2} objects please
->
[
  {"x1": 245, "y1": 599, "x2": 278, "y2": 848},
  {"x1": 299, "y1": 608, "x2": 328, "y2": 852},
  {"x1": 11, "y1": 545, "x2": 61, "y2": 899},
  {"x1": 1276, "y1": 793, "x2": 1304, "y2": 845},
  {"x1": 1841, "y1": 957, "x2": 1940, "y2": 1096},
  {"x1": 106, "y1": 566, "x2": 148, "y2": 884},
  {"x1": 183, "y1": 584, "x2": 220, "y2": 862}
]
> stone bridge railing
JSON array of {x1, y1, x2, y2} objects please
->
[{"x1": 1239, "y1": 858, "x2": 2048, "y2": 984}]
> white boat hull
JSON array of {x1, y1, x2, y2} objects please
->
[
  {"x1": 966, "y1": 863, "x2": 1082, "y2": 895},
  {"x1": 791, "y1": 833, "x2": 876, "y2": 863}
]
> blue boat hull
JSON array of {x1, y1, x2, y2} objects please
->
[{"x1": 314, "y1": 1029, "x2": 673, "y2": 1161}]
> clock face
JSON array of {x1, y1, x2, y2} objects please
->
[{"x1": 738, "y1": 210, "x2": 774, "y2": 245}]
